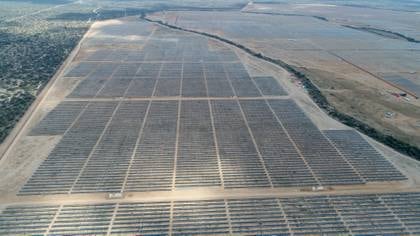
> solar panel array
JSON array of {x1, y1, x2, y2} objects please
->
[
  {"x1": 30, "y1": 101, "x2": 87, "y2": 136},
  {"x1": 176, "y1": 100, "x2": 221, "y2": 188},
  {"x1": 66, "y1": 32, "x2": 286, "y2": 99},
  {"x1": 71, "y1": 102, "x2": 149, "y2": 193},
  {"x1": 67, "y1": 62, "x2": 279, "y2": 99},
  {"x1": 25, "y1": 97, "x2": 406, "y2": 194},
  {"x1": 26, "y1": 29, "x2": 405, "y2": 192},
  {"x1": 21, "y1": 102, "x2": 118, "y2": 195},
  {"x1": 111, "y1": 202, "x2": 171, "y2": 235},
  {"x1": 64, "y1": 62, "x2": 98, "y2": 77},
  {"x1": 5, "y1": 20, "x2": 415, "y2": 236},
  {"x1": 239, "y1": 99, "x2": 318, "y2": 187},
  {"x1": 2, "y1": 192, "x2": 420, "y2": 235},
  {"x1": 172, "y1": 200, "x2": 230, "y2": 235},
  {"x1": 211, "y1": 100, "x2": 271, "y2": 188},
  {"x1": 269, "y1": 100, "x2": 366, "y2": 186},
  {"x1": 124, "y1": 101, "x2": 177, "y2": 192},
  {"x1": 48, "y1": 204, "x2": 115, "y2": 235},
  {"x1": 253, "y1": 76, "x2": 288, "y2": 96},
  {"x1": 324, "y1": 130, "x2": 406, "y2": 182}
]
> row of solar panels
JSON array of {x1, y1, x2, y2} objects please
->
[
  {"x1": 23, "y1": 99, "x2": 405, "y2": 195},
  {"x1": 66, "y1": 61, "x2": 287, "y2": 98},
  {"x1": 1, "y1": 192, "x2": 419, "y2": 235}
]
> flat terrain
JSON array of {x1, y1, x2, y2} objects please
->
[
  {"x1": 0, "y1": 16, "x2": 420, "y2": 235},
  {"x1": 150, "y1": 5, "x2": 420, "y2": 150}
]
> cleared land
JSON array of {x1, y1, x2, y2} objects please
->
[{"x1": 0, "y1": 16, "x2": 419, "y2": 235}]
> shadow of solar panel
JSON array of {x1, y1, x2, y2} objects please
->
[
  {"x1": 154, "y1": 77, "x2": 181, "y2": 97},
  {"x1": 125, "y1": 101, "x2": 177, "y2": 192},
  {"x1": 19, "y1": 102, "x2": 118, "y2": 195},
  {"x1": 324, "y1": 130, "x2": 406, "y2": 182},
  {"x1": 112, "y1": 202, "x2": 171, "y2": 235},
  {"x1": 228, "y1": 198, "x2": 289, "y2": 235},
  {"x1": 65, "y1": 62, "x2": 99, "y2": 77},
  {"x1": 329, "y1": 194, "x2": 408, "y2": 235},
  {"x1": 239, "y1": 100, "x2": 317, "y2": 187},
  {"x1": 30, "y1": 101, "x2": 87, "y2": 136},
  {"x1": 172, "y1": 200, "x2": 229, "y2": 235},
  {"x1": 211, "y1": 100, "x2": 270, "y2": 188},
  {"x1": 253, "y1": 76, "x2": 288, "y2": 96},
  {"x1": 268, "y1": 99, "x2": 364, "y2": 186},
  {"x1": 381, "y1": 192, "x2": 420, "y2": 234},
  {"x1": 280, "y1": 196, "x2": 349, "y2": 235},
  {"x1": 0, "y1": 205, "x2": 59, "y2": 235},
  {"x1": 176, "y1": 100, "x2": 221, "y2": 188},
  {"x1": 48, "y1": 204, "x2": 115, "y2": 235},
  {"x1": 68, "y1": 63, "x2": 119, "y2": 98},
  {"x1": 72, "y1": 101, "x2": 149, "y2": 193}
]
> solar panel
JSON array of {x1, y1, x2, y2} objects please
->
[
  {"x1": 19, "y1": 102, "x2": 118, "y2": 195},
  {"x1": 239, "y1": 99, "x2": 318, "y2": 187},
  {"x1": 325, "y1": 130, "x2": 406, "y2": 182},
  {"x1": 30, "y1": 101, "x2": 88, "y2": 136},
  {"x1": 176, "y1": 100, "x2": 221, "y2": 188},
  {"x1": 2, "y1": 192, "x2": 419, "y2": 235},
  {"x1": 211, "y1": 100, "x2": 270, "y2": 188},
  {"x1": 253, "y1": 76, "x2": 288, "y2": 96},
  {"x1": 268, "y1": 99, "x2": 364, "y2": 186}
]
